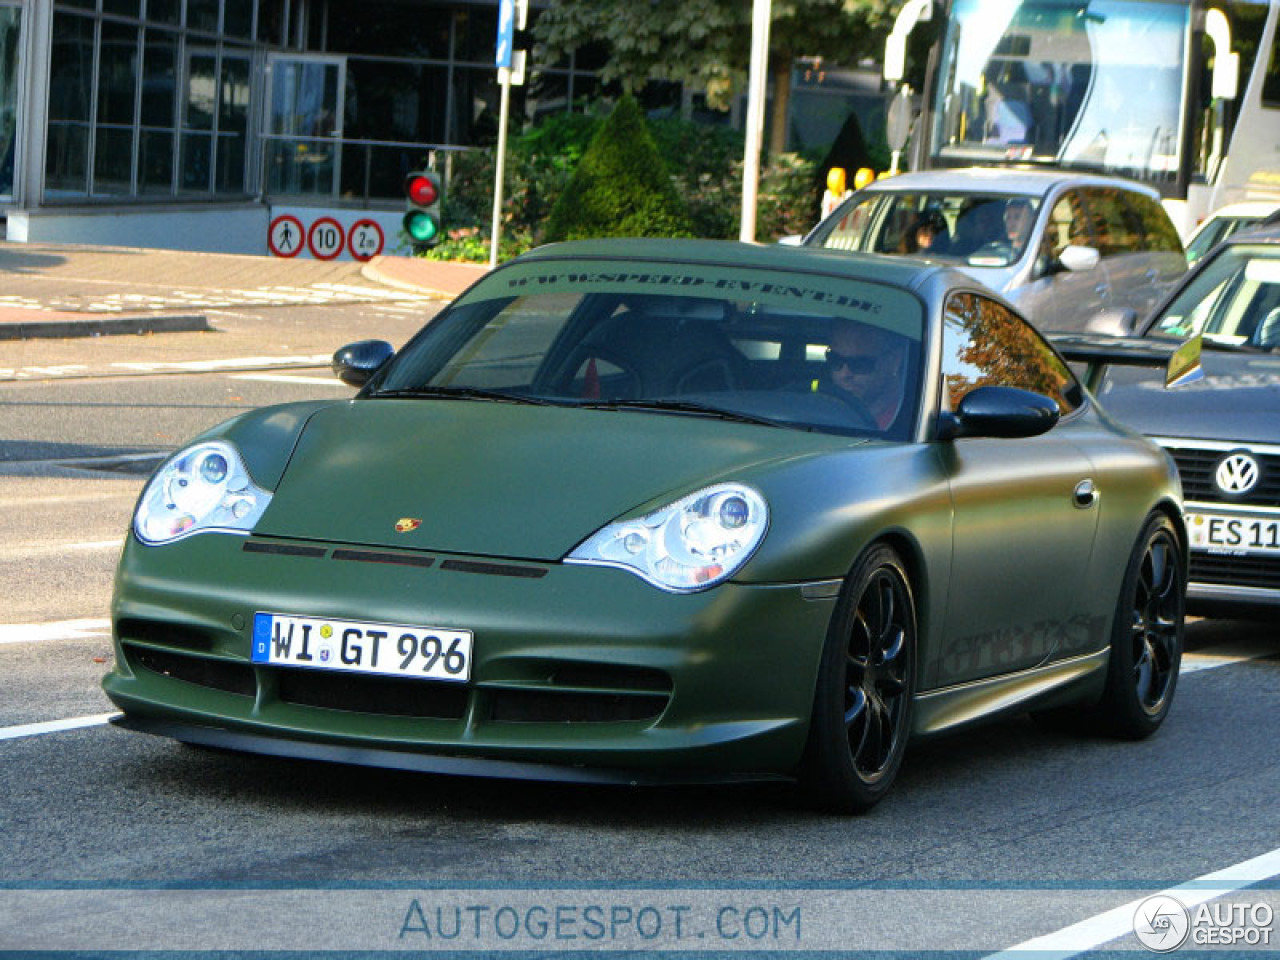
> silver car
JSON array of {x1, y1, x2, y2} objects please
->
[{"x1": 803, "y1": 168, "x2": 1186, "y2": 333}]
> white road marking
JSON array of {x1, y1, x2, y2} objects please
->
[
  {"x1": 0, "y1": 618, "x2": 111, "y2": 644},
  {"x1": 111, "y1": 354, "x2": 330, "y2": 373},
  {"x1": 227, "y1": 373, "x2": 351, "y2": 386},
  {"x1": 987, "y1": 846, "x2": 1280, "y2": 958},
  {"x1": 0, "y1": 538, "x2": 123, "y2": 561},
  {"x1": 1181, "y1": 638, "x2": 1272, "y2": 674},
  {"x1": 0, "y1": 492, "x2": 136, "y2": 509},
  {"x1": 0, "y1": 712, "x2": 121, "y2": 741},
  {"x1": 3, "y1": 364, "x2": 91, "y2": 377}
]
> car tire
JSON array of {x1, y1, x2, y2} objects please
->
[
  {"x1": 799, "y1": 543, "x2": 917, "y2": 814},
  {"x1": 1096, "y1": 512, "x2": 1185, "y2": 739}
]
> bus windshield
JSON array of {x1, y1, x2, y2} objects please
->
[{"x1": 930, "y1": 0, "x2": 1191, "y2": 185}]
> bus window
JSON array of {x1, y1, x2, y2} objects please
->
[{"x1": 928, "y1": 0, "x2": 1191, "y2": 183}]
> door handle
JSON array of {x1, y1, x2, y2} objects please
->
[
  {"x1": 1094, "y1": 283, "x2": 1109, "y2": 295},
  {"x1": 1074, "y1": 479, "x2": 1097, "y2": 509},
  {"x1": 1144, "y1": 268, "x2": 1159, "y2": 282}
]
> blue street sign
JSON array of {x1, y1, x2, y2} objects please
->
[{"x1": 496, "y1": 0, "x2": 514, "y2": 68}]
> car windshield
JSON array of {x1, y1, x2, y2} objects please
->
[
  {"x1": 1149, "y1": 244, "x2": 1280, "y2": 350},
  {"x1": 1185, "y1": 217, "x2": 1264, "y2": 264},
  {"x1": 373, "y1": 259, "x2": 927, "y2": 440},
  {"x1": 808, "y1": 191, "x2": 1042, "y2": 268}
]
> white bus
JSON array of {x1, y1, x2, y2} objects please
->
[{"x1": 884, "y1": 0, "x2": 1280, "y2": 234}]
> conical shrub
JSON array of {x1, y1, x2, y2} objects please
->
[{"x1": 545, "y1": 96, "x2": 694, "y2": 242}]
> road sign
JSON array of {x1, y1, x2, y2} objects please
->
[
  {"x1": 887, "y1": 86, "x2": 914, "y2": 153},
  {"x1": 496, "y1": 0, "x2": 514, "y2": 68},
  {"x1": 307, "y1": 217, "x2": 344, "y2": 260},
  {"x1": 268, "y1": 215, "x2": 305, "y2": 258},
  {"x1": 347, "y1": 219, "x2": 385, "y2": 261}
]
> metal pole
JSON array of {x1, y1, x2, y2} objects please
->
[
  {"x1": 489, "y1": 70, "x2": 512, "y2": 269},
  {"x1": 739, "y1": 0, "x2": 772, "y2": 243}
]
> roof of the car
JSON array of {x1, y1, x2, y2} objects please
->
[
  {"x1": 856, "y1": 166, "x2": 1159, "y2": 199},
  {"x1": 1224, "y1": 222, "x2": 1280, "y2": 245},
  {"x1": 1203, "y1": 201, "x2": 1280, "y2": 220},
  {"x1": 513, "y1": 237, "x2": 945, "y2": 289}
]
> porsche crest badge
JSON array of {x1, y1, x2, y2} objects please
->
[{"x1": 395, "y1": 517, "x2": 422, "y2": 533}]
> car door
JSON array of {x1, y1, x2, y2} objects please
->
[
  {"x1": 1126, "y1": 190, "x2": 1187, "y2": 300},
  {"x1": 1081, "y1": 186, "x2": 1164, "y2": 320},
  {"x1": 1010, "y1": 188, "x2": 1113, "y2": 332},
  {"x1": 931, "y1": 291, "x2": 1100, "y2": 688}
]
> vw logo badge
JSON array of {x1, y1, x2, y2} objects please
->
[{"x1": 1216, "y1": 452, "x2": 1260, "y2": 495}]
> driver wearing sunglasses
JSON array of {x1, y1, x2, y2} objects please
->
[{"x1": 821, "y1": 320, "x2": 908, "y2": 430}]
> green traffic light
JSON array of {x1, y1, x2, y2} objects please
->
[{"x1": 405, "y1": 210, "x2": 440, "y2": 244}]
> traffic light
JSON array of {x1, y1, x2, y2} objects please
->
[{"x1": 403, "y1": 170, "x2": 443, "y2": 251}]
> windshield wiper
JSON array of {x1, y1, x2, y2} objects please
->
[
  {"x1": 579, "y1": 398, "x2": 783, "y2": 428},
  {"x1": 372, "y1": 386, "x2": 562, "y2": 405}
]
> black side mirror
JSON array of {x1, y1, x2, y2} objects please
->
[
  {"x1": 332, "y1": 339, "x2": 395, "y2": 387},
  {"x1": 939, "y1": 385, "x2": 1060, "y2": 440}
]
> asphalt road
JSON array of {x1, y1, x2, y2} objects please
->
[{"x1": 2, "y1": 313, "x2": 1278, "y2": 957}]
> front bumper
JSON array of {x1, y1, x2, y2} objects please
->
[{"x1": 103, "y1": 533, "x2": 838, "y2": 780}]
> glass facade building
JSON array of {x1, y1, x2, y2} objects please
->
[{"x1": 3, "y1": 0, "x2": 600, "y2": 247}]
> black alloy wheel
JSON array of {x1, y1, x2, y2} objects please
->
[
  {"x1": 1099, "y1": 513, "x2": 1185, "y2": 738},
  {"x1": 801, "y1": 543, "x2": 916, "y2": 813}
]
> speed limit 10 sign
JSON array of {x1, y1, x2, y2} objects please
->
[{"x1": 307, "y1": 217, "x2": 345, "y2": 260}]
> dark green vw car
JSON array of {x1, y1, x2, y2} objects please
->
[{"x1": 104, "y1": 239, "x2": 1187, "y2": 812}]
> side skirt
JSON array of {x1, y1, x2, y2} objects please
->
[{"x1": 911, "y1": 648, "x2": 1109, "y2": 737}]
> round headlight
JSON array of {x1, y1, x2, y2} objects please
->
[
  {"x1": 566, "y1": 483, "x2": 768, "y2": 592},
  {"x1": 134, "y1": 441, "x2": 272, "y2": 545}
]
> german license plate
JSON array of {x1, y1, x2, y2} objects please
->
[
  {"x1": 251, "y1": 613, "x2": 472, "y2": 682},
  {"x1": 1187, "y1": 511, "x2": 1280, "y2": 556}
]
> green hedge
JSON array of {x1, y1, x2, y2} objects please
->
[{"x1": 425, "y1": 102, "x2": 821, "y2": 261}]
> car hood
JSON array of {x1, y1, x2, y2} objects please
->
[
  {"x1": 253, "y1": 398, "x2": 853, "y2": 560},
  {"x1": 1099, "y1": 350, "x2": 1280, "y2": 444}
]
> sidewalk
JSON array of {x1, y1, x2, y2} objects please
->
[{"x1": 0, "y1": 241, "x2": 490, "y2": 340}]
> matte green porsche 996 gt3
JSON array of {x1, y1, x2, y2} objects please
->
[{"x1": 104, "y1": 239, "x2": 1188, "y2": 812}]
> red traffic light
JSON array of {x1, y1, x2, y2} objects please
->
[{"x1": 405, "y1": 173, "x2": 438, "y2": 207}]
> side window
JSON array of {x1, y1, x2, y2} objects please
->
[
  {"x1": 1041, "y1": 190, "x2": 1091, "y2": 266},
  {"x1": 1127, "y1": 192, "x2": 1183, "y2": 253},
  {"x1": 1263, "y1": 12, "x2": 1280, "y2": 108},
  {"x1": 1082, "y1": 187, "x2": 1144, "y2": 256},
  {"x1": 941, "y1": 292, "x2": 1084, "y2": 416},
  {"x1": 819, "y1": 196, "x2": 880, "y2": 252}
]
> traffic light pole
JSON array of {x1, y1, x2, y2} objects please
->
[
  {"x1": 489, "y1": 71, "x2": 512, "y2": 270},
  {"x1": 739, "y1": 0, "x2": 772, "y2": 243}
]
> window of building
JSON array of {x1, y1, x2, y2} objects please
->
[{"x1": 46, "y1": 0, "x2": 255, "y2": 201}]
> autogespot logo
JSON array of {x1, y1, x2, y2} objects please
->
[
  {"x1": 1134, "y1": 895, "x2": 1191, "y2": 953},
  {"x1": 1216, "y1": 452, "x2": 1260, "y2": 495}
]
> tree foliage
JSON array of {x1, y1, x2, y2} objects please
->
[{"x1": 536, "y1": 0, "x2": 897, "y2": 111}]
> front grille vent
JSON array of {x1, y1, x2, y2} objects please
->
[
  {"x1": 242, "y1": 541, "x2": 326, "y2": 558},
  {"x1": 1163, "y1": 445, "x2": 1280, "y2": 507},
  {"x1": 129, "y1": 645, "x2": 256, "y2": 697},
  {"x1": 440, "y1": 559, "x2": 547, "y2": 579},
  {"x1": 1191, "y1": 553, "x2": 1280, "y2": 591},
  {"x1": 490, "y1": 689, "x2": 668, "y2": 723},
  {"x1": 274, "y1": 669, "x2": 468, "y2": 719}
]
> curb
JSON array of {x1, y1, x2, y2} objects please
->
[
  {"x1": 360, "y1": 256, "x2": 489, "y2": 300},
  {"x1": 0, "y1": 314, "x2": 210, "y2": 341}
]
